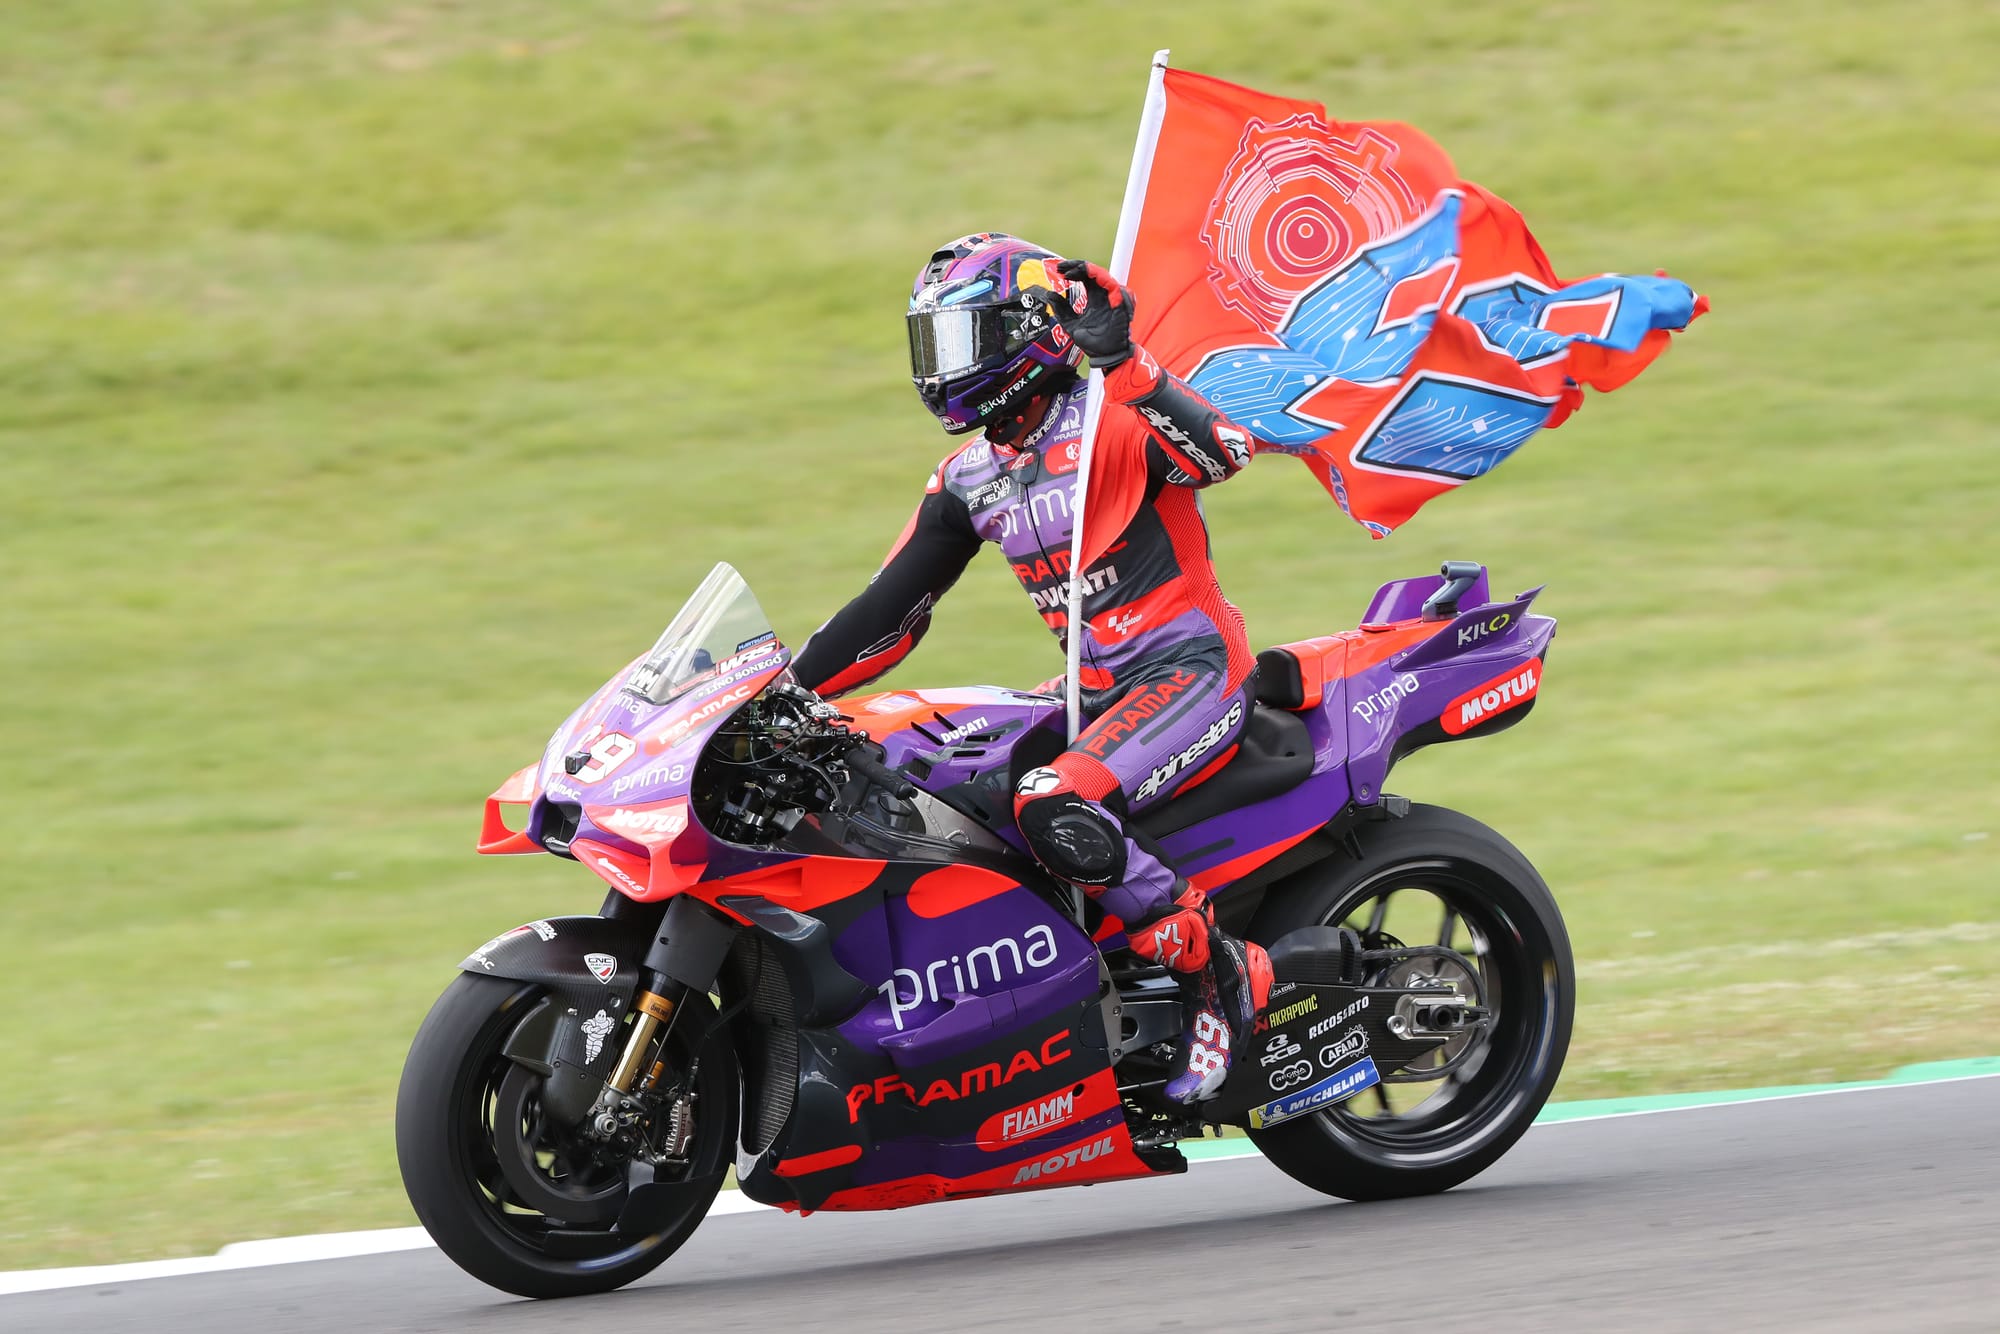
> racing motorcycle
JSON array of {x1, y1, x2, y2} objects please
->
[{"x1": 396, "y1": 559, "x2": 1574, "y2": 1297}]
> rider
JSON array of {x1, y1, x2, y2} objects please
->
[{"x1": 792, "y1": 232, "x2": 1274, "y2": 1105}]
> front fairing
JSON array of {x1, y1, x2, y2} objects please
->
[
  {"x1": 533, "y1": 636, "x2": 791, "y2": 879},
  {"x1": 478, "y1": 563, "x2": 794, "y2": 897}
]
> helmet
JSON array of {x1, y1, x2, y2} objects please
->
[{"x1": 906, "y1": 232, "x2": 1081, "y2": 435}]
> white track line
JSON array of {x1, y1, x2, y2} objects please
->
[
  {"x1": 4, "y1": 1070, "x2": 1993, "y2": 1297},
  {"x1": 0, "y1": 1193, "x2": 768, "y2": 1297}
]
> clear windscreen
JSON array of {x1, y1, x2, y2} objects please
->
[{"x1": 623, "y1": 562, "x2": 781, "y2": 705}]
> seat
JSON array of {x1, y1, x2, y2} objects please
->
[
  {"x1": 1255, "y1": 616, "x2": 1454, "y2": 712},
  {"x1": 1131, "y1": 702, "x2": 1314, "y2": 839},
  {"x1": 1254, "y1": 646, "x2": 1315, "y2": 710}
]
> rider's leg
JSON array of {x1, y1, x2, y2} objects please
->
[{"x1": 1014, "y1": 673, "x2": 1272, "y2": 1105}]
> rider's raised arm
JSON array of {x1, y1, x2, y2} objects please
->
[
  {"x1": 791, "y1": 466, "x2": 980, "y2": 698},
  {"x1": 1104, "y1": 347, "x2": 1256, "y2": 490}
]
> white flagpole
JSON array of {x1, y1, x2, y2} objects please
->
[{"x1": 1065, "y1": 48, "x2": 1171, "y2": 742}]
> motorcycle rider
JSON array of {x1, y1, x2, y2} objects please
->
[{"x1": 793, "y1": 232, "x2": 1273, "y2": 1105}]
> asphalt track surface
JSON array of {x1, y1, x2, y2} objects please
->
[{"x1": 10, "y1": 1077, "x2": 1997, "y2": 1334}]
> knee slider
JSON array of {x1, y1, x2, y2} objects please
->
[{"x1": 1016, "y1": 792, "x2": 1127, "y2": 888}]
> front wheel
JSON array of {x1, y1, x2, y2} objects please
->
[
  {"x1": 395, "y1": 973, "x2": 739, "y2": 1298},
  {"x1": 1246, "y1": 803, "x2": 1573, "y2": 1201}
]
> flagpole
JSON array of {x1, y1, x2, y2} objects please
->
[{"x1": 1065, "y1": 47, "x2": 1171, "y2": 742}]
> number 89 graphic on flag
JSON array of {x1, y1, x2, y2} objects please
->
[{"x1": 1122, "y1": 65, "x2": 1705, "y2": 539}]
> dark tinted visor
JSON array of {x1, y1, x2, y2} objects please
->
[{"x1": 907, "y1": 305, "x2": 1036, "y2": 378}]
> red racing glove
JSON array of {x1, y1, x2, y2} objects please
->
[{"x1": 1047, "y1": 259, "x2": 1134, "y2": 370}]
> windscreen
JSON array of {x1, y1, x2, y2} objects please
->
[{"x1": 622, "y1": 562, "x2": 780, "y2": 706}]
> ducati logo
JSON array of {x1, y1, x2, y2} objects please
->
[{"x1": 584, "y1": 952, "x2": 617, "y2": 983}]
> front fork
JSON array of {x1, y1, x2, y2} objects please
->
[
  {"x1": 606, "y1": 987, "x2": 683, "y2": 1098},
  {"x1": 586, "y1": 895, "x2": 737, "y2": 1140}
]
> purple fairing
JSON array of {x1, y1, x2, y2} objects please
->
[
  {"x1": 832, "y1": 885, "x2": 1098, "y2": 1055},
  {"x1": 766, "y1": 882, "x2": 1117, "y2": 1195},
  {"x1": 906, "y1": 232, "x2": 1083, "y2": 434},
  {"x1": 494, "y1": 562, "x2": 1555, "y2": 1205}
]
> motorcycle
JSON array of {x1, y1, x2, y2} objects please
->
[{"x1": 396, "y1": 559, "x2": 1573, "y2": 1297}]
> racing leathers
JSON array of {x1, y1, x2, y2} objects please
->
[{"x1": 794, "y1": 341, "x2": 1273, "y2": 1106}]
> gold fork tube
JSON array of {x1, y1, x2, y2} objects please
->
[{"x1": 608, "y1": 991, "x2": 676, "y2": 1093}]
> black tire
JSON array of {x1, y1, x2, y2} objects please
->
[
  {"x1": 395, "y1": 973, "x2": 739, "y2": 1298},
  {"x1": 1245, "y1": 803, "x2": 1573, "y2": 1201}
]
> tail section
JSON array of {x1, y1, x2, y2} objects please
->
[{"x1": 1259, "y1": 563, "x2": 1557, "y2": 806}]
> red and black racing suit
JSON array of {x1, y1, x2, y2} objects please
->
[{"x1": 793, "y1": 350, "x2": 1257, "y2": 932}]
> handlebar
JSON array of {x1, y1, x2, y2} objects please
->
[
  {"x1": 765, "y1": 681, "x2": 918, "y2": 799},
  {"x1": 845, "y1": 745, "x2": 918, "y2": 801}
]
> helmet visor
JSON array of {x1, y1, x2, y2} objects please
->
[{"x1": 907, "y1": 306, "x2": 1035, "y2": 379}]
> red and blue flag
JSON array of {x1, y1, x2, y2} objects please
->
[{"x1": 1123, "y1": 68, "x2": 1708, "y2": 537}]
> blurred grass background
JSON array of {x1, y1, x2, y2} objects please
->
[{"x1": 1, "y1": 0, "x2": 1995, "y2": 1269}]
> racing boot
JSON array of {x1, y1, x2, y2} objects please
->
[{"x1": 1126, "y1": 883, "x2": 1274, "y2": 1105}]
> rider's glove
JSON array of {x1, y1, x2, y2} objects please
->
[{"x1": 1047, "y1": 259, "x2": 1134, "y2": 370}]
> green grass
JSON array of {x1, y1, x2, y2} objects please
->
[{"x1": 2, "y1": 0, "x2": 1996, "y2": 1270}]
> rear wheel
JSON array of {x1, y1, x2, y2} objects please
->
[
  {"x1": 1246, "y1": 803, "x2": 1572, "y2": 1200},
  {"x1": 396, "y1": 974, "x2": 738, "y2": 1298}
]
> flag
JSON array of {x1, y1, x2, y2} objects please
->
[{"x1": 1122, "y1": 67, "x2": 1707, "y2": 537}]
